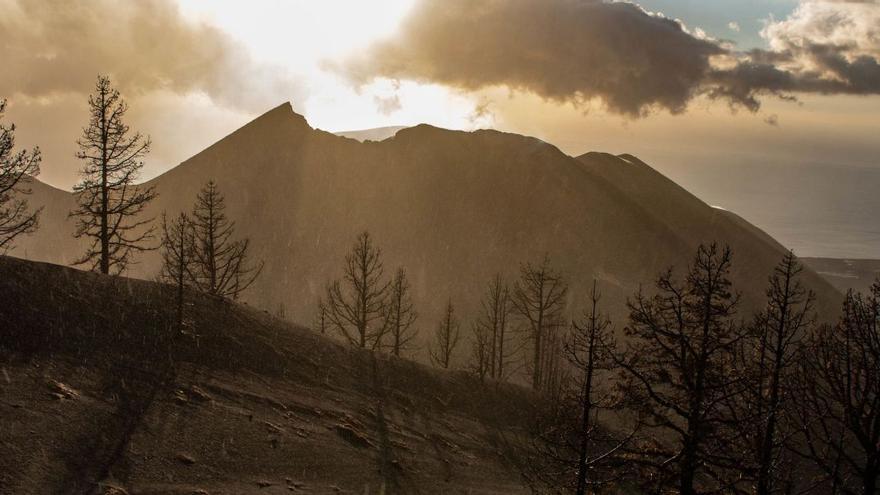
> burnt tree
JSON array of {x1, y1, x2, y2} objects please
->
[
  {"x1": 474, "y1": 274, "x2": 514, "y2": 380},
  {"x1": 732, "y1": 252, "x2": 814, "y2": 494},
  {"x1": 70, "y1": 75, "x2": 156, "y2": 274},
  {"x1": 793, "y1": 282, "x2": 880, "y2": 495},
  {"x1": 617, "y1": 244, "x2": 745, "y2": 494},
  {"x1": 384, "y1": 267, "x2": 418, "y2": 357},
  {"x1": 470, "y1": 319, "x2": 493, "y2": 381},
  {"x1": 512, "y1": 255, "x2": 568, "y2": 391},
  {"x1": 0, "y1": 99, "x2": 41, "y2": 251},
  {"x1": 189, "y1": 180, "x2": 262, "y2": 299},
  {"x1": 527, "y1": 280, "x2": 629, "y2": 494},
  {"x1": 430, "y1": 299, "x2": 461, "y2": 369},
  {"x1": 568, "y1": 280, "x2": 622, "y2": 495},
  {"x1": 159, "y1": 212, "x2": 194, "y2": 330},
  {"x1": 325, "y1": 231, "x2": 390, "y2": 349}
]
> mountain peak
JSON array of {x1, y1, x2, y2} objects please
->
[
  {"x1": 246, "y1": 101, "x2": 310, "y2": 132},
  {"x1": 204, "y1": 101, "x2": 311, "y2": 150}
]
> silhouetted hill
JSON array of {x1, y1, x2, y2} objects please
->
[
  {"x1": 0, "y1": 255, "x2": 535, "y2": 493},
  {"x1": 13, "y1": 103, "x2": 842, "y2": 351}
]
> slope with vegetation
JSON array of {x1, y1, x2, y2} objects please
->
[{"x1": 0, "y1": 255, "x2": 536, "y2": 494}]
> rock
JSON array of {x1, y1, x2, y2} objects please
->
[
  {"x1": 189, "y1": 385, "x2": 212, "y2": 402},
  {"x1": 264, "y1": 420, "x2": 285, "y2": 433},
  {"x1": 175, "y1": 453, "x2": 197, "y2": 465},
  {"x1": 95, "y1": 481, "x2": 128, "y2": 494},
  {"x1": 256, "y1": 479, "x2": 273, "y2": 488},
  {"x1": 48, "y1": 381, "x2": 79, "y2": 400},
  {"x1": 333, "y1": 423, "x2": 373, "y2": 449}
]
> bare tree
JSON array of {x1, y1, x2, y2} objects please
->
[
  {"x1": 792, "y1": 282, "x2": 880, "y2": 495},
  {"x1": 189, "y1": 180, "x2": 262, "y2": 299},
  {"x1": 0, "y1": 99, "x2": 41, "y2": 251},
  {"x1": 70, "y1": 75, "x2": 156, "y2": 274},
  {"x1": 470, "y1": 320, "x2": 493, "y2": 380},
  {"x1": 159, "y1": 212, "x2": 193, "y2": 331},
  {"x1": 512, "y1": 255, "x2": 568, "y2": 390},
  {"x1": 731, "y1": 252, "x2": 815, "y2": 494},
  {"x1": 430, "y1": 300, "x2": 461, "y2": 369},
  {"x1": 384, "y1": 267, "x2": 418, "y2": 357},
  {"x1": 527, "y1": 280, "x2": 630, "y2": 494},
  {"x1": 313, "y1": 297, "x2": 328, "y2": 335},
  {"x1": 616, "y1": 243, "x2": 746, "y2": 495},
  {"x1": 325, "y1": 231, "x2": 390, "y2": 349},
  {"x1": 474, "y1": 274, "x2": 514, "y2": 380},
  {"x1": 568, "y1": 280, "x2": 621, "y2": 495}
]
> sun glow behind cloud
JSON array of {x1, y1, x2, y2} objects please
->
[{"x1": 173, "y1": 0, "x2": 491, "y2": 132}]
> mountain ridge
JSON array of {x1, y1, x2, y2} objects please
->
[{"x1": 11, "y1": 102, "x2": 843, "y2": 343}]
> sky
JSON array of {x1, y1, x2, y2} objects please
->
[{"x1": 2, "y1": 0, "x2": 879, "y2": 256}]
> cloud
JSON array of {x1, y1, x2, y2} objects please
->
[
  {"x1": 709, "y1": 0, "x2": 880, "y2": 108},
  {"x1": 728, "y1": 21, "x2": 741, "y2": 32},
  {"x1": 0, "y1": 0, "x2": 302, "y2": 112},
  {"x1": 337, "y1": 0, "x2": 724, "y2": 117},
  {"x1": 337, "y1": 0, "x2": 880, "y2": 116}
]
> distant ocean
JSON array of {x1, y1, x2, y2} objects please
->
[{"x1": 656, "y1": 162, "x2": 880, "y2": 260}]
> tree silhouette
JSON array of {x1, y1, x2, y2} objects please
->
[
  {"x1": 325, "y1": 231, "x2": 390, "y2": 349},
  {"x1": 384, "y1": 267, "x2": 418, "y2": 357},
  {"x1": 525, "y1": 280, "x2": 631, "y2": 494},
  {"x1": 70, "y1": 75, "x2": 156, "y2": 274},
  {"x1": 731, "y1": 252, "x2": 814, "y2": 494},
  {"x1": 616, "y1": 243, "x2": 745, "y2": 494},
  {"x1": 189, "y1": 180, "x2": 262, "y2": 299},
  {"x1": 512, "y1": 255, "x2": 568, "y2": 390},
  {"x1": 0, "y1": 99, "x2": 41, "y2": 251},
  {"x1": 474, "y1": 274, "x2": 514, "y2": 380},
  {"x1": 793, "y1": 281, "x2": 880, "y2": 495},
  {"x1": 313, "y1": 297, "x2": 329, "y2": 335},
  {"x1": 567, "y1": 280, "x2": 623, "y2": 495},
  {"x1": 159, "y1": 212, "x2": 194, "y2": 330},
  {"x1": 470, "y1": 319, "x2": 493, "y2": 380},
  {"x1": 430, "y1": 299, "x2": 461, "y2": 369}
]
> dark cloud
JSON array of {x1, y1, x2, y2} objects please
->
[
  {"x1": 339, "y1": 0, "x2": 880, "y2": 116},
  {"x1": 0, "y1": 0, "x2": 301, "y2": 112},
  {"x1": 338, "y1": 0, "x2": 724, "y2": 117}
]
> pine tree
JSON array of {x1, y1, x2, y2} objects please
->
[
  {"x1": 0, "y1": 98, "x2": 41, "y2": 251},
  {"x1": 189, "y1": 180, "x2": 262, "y2": 299},
  {"x1": 474, "y1": 274, "x2": 513, "y2": 380},
  {"x1": 325, "y1": 231, "x2": 390, "y2": 349},
  {"x1": 793, "y1": 281, "x2": 880, "y2": 495},
  {"x1": 430, "y1": 300, "x2": 461, "y2": 369},
  {"x1": 70, "y1": 75, "x2": 156, "y2": 274},
  {"x1": 512, "y1": 255, "x2": 568, "y2": 390},
  {"x1": 734, "y1": 252, "x2": 814, "y2": 494},
  {"x1": 527, "y1": 280, "x2": 628, "y2": 494},
  {"x1": 568, "y1": 280, "x2": 619, "y2": 495},
  {"x1": 617, "y1": 243, "x2": 745, "y2": 494},
  {"x1": 159, "y1": 212, "x2": 193, "y2": 330},
  {"x1": 384, "y1": 267, "x2": 418, "y2": 357}
]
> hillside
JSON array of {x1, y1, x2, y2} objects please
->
[
  {"x1": 11, "y1": 102, "x2": 843, "y2": 343},
  {"x1": 0, "y1": 255, "x2": 537, "y2": 494}
]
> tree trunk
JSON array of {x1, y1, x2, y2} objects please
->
[
  {"x1": 99, "y1": 89, "x2": 109, "y2": 275},
  {"x1": 575, "y1": 335, "x2": 596, "y2": 495},
  {"x1": 863, "y1": 458, "x2": 878, "y2": 495}
]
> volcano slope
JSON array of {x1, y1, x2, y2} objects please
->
[
  {"x1": 13, "y1": 102, "x2": 842, "y2": 345},
  {"x1": 0, "y1": 256, "x2": 536, "y2": 494}
]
